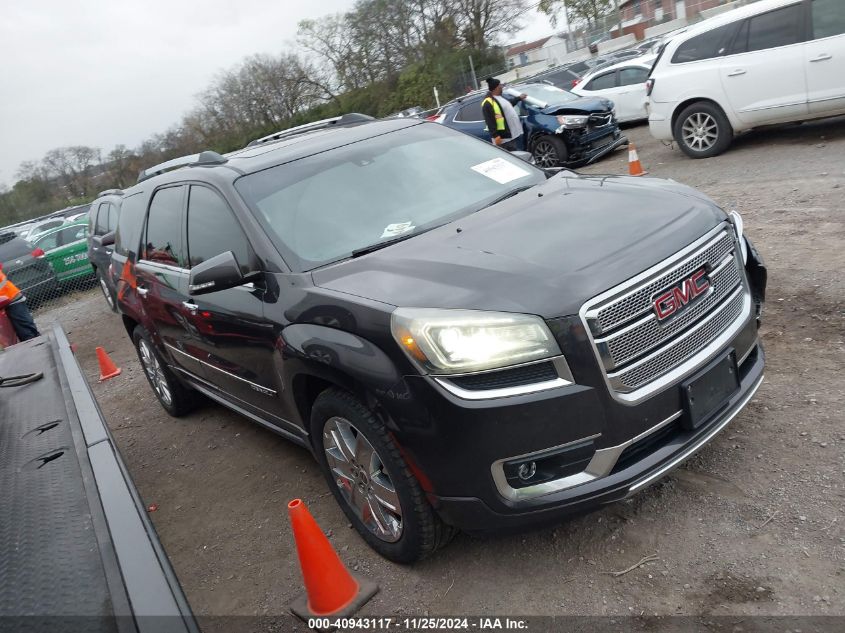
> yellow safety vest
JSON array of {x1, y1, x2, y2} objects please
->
[{"x1": 483, "y1": 97, "x2": 506, "y2": 132}]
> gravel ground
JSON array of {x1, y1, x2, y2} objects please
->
[{"x1": 34, "y1": 117, "x2": 844, "y2": 626}]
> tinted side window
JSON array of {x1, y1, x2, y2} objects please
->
[
  {"x1": 186, "y1": 186, "x2": 251, "y2": 273},
  {"x1": 585, "y1": 71, "x2": 617, "y2": 90},
  {"x1": 95, "y1": 203, "x2": 110, "y2": 234},
  {"x1": 455, "y1": 100, "x2": 484, "y2": 122},
  {"x1": 35, "y1": 232, "x2": 60, "y2": 251},
  {"x1": 746, "y1": 4, "x2": 802, "y2": 52},
  {"x1": 58, "y1": 225, "x2": 86, "y2": 246},
  {"x1": 544, "y1": 69, "x2": 578, "y2": 87},
  {"x1": 619, "y1": 67, "x2": 650, "y2": 86},
  {"x1": 143, "y1": 186, "x2": 185, "y2": 267},
  {"x1": 115, "y1": 192, "x2": 146, "y2": 257},
  {"x1": 107, "y1": 203, "x2": 119, "y2": 232},
  {"x1": 672, "y1": 23, "x2": 737, "y2": 63},
  {"x1": 812, "y1": 0, "x2": 845, "y2": 39}
]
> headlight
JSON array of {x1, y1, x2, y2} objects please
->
[
  {"x1": 391, "y1": 308, "x2": 562, "y2": 374},
  {"x1": 729, "y1": 210, "x2": 748, "y2": 264},
  {"x1": 556, "y1": 114, "x2": 589, "y2": 129}
]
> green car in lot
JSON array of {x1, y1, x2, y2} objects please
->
[{"x1": 31, "y1": 221, "x2": 94, "y2": 285}]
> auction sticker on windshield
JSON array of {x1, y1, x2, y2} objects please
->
[
  {"x1": 471, "y1": 157, "x2": 530, "y2": 185},
  {"x1": 381, "y1": 221, "x2": 416, "y2": 238}
]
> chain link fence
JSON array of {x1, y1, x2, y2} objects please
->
[{"x1": 1, "y1": 204, "x2": 103, "y2": 328}]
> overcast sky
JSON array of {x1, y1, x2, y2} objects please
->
[{"x1": 0, "y1": 1, "x2": 555, "y2": 187}]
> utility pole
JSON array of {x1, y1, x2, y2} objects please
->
[
  {"x1": 562, "y1": 0, "x2": 575, "y2": 53},
  {"x1": 468, "y1": 55, "x2": 479, "y2": 91},
  {"x1": 615, "y1": 0, "x2": 623, "y2": 37}
]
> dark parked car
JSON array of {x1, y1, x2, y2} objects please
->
[
  {"x1": 114, "y1": 117, "x2": 766, "y2": 563},
  {"x1": 88, "y1": 189, "x2": 123, "y2": 311},
  {"x1": 434, "y1": 83, "x2": 627, "y2": 167},
  {"x1": 0, "y1": 232, "x2": 58, "y2": 304}
]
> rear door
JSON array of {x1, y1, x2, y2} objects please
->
[
  {"x1": 448, "y1": 99, "x2": 488, "y2": 140},
  {"x1": 181, "y1": 185, "x2": 289, "y2": 424},
  {"x1": 719, "y1": 2, "x2": 808, "y2": 126},
  {"x1": 805, "y1": 0, "x2": 845, "y2": 114},
  {"x1": 35, "y1": 225, "x2": 89, "y2": 281},
  {"x1": 135, "y1": 185, "x2": 206, "y2": 378},
  {"x1": 614, "y1": 66, "x2": 651, "y2": 121}
]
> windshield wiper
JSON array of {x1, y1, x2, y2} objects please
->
[
  {"x1": 480, "y1": 185, "x2": 534, "y2": 210},
  {"x1": 351, "y1": 232, "x2": 422, "y2": 258}
]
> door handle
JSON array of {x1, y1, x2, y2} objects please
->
[
  {"x1": 182, "y1": 301, "x2": 198, "y2": 314},
  {"x1": 726, "y1": 69, "x2": 746, "y2": 77},
  {"x1": 137, "y1": 286, "x2": 149, "y2": 297},
  {"x1": 810, "y1": 53, "x2": 832, "y2": 62}
]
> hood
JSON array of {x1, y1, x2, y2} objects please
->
[
  {"x1": 541, "y1": 96, "x2": 613, "y2": 115},
  {"x1": 311, "y1": 174, "x2": 727, "y2": 318}
]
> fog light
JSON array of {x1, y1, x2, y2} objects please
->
[{"x1": 517, "y1": 461, "x2": 537, "y2": 481}]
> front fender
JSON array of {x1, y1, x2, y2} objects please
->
[{"x1": 282, "y1": 323, "x2": 415, "y2": 409}]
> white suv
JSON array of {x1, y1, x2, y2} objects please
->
[{"x1": 647, "y1": 0, "x2": 845, "y2": 158}]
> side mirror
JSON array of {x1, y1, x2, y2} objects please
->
[
  {"x1": 188, "y1": 251, "x2": 244, "y2": 295},
  {"x1": 511, "y1": 150, "x2": 534, "y2": 165},
  {"x1": 100, "y1": 231, "x2": 116, "y2": 247}
]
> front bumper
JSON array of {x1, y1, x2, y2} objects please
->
[
  {"x1": 566, "y1": 127, "x2": 628, "y2": 167},
  {"x1": 424, "y1": 341, "x2": 764, "y2": 532}
]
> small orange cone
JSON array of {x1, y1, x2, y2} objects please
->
[
  {"x1": 628, "y1": 142, "x2": 648, "y2": 176},
  {"x1": 96, "y1": 346, "x2": 121, "y2": 381},
  {"x1": 287, "y1": 499, "x2": 378, "y2": 622}
]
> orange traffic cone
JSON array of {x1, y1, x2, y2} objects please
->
[
  {"x1": 96, "y1": 346, "x2": 121, "y2": 381},
  {"x1": 287, "y1": 499, "x2": 378, "y2": 622},
  {"x1": 628, "y1": 142, "x2": 648, "y2": 176}
]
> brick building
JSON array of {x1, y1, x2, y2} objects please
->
[{"x1": 618, "y1": 0, "x2": 728, "y2": 25}]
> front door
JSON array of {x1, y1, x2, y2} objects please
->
[
  {"x1": 182, "y1": 185, "x2": 291, "y2": 427},
  {"x1": 135, "y1": 184, "x2": 206, "y2": 378},
  {"x1": 805, "y1": 0, "x2": 845, "y2": 115},
  {"x1": 719, "y1": 2, "x2": 808, "y2": 127}
]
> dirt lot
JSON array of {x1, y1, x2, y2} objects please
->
[{"x1": 35, "y1": 118, "x2": 844, "y2": 625}]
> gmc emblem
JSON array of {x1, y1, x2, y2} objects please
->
[{"x1": 653, "y1": 269, "x2": 711, "y2": 321}]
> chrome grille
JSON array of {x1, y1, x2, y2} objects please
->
[
  {"x1": 598, "y1": 255, "x2": 741, "y2": 368},
  {"x1": 588, "y1": 113, "x2": 613, "y2": 128},
  {"x1": 609, "y1": 287, "x2": 745, "y2": 390},
  {"x1": 580, "y1": 224, "x2": 750, "y2": 399},
  {"x1": 592, "y1": 230, "x2": 734, "y2": 335}
]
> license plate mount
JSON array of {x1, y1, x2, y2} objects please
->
[{"x1": 681, "y1": 351, "x2": 740, "y2": 430}]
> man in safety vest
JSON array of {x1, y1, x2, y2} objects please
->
[
  {"x1": 481, "y1": 77, "x2": 527, "y2": 150},
  {"x1": 0, "y1": 267, "x2": 40, "y2": 341}
]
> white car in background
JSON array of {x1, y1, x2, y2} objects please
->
[
  {"x1": 647, "y1": 0, "x2": 845, "y2": 158},
  {"x1": 571, "y1": 55, "x2": 656, "y2": 123}
]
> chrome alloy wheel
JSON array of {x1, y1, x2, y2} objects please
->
[
  {"x1": 99, "y1": 276, "x2": 114, "y2": 309},
  {"x1": 533, "y1": 139, "x2": 560, "y2": 168},
  {"x1": 138, "y1": 339, "x2": 172, "y2": 406},
  {"x1": 322, "y1": 416, "x2": 403, "y2": 542},
  {"x1": 681, "y1": 112, "x2": 718, "y2": 152}
]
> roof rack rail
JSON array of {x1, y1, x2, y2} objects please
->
[
  {"x1": 246, "y1": 113, "x2": 374, "y2": 148},
  {"x1": 97, "y1": 189, "x2": 124, "y2": 198},
  {"x1": 137, "y1": 150, "x2": 228, "y2": 184}
]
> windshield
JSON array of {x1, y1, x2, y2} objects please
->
[{"x1": 234, "y1": 123, "x2": 544, "y2": 272}]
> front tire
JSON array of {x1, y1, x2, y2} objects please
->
[
  {"x1": 674, "y1": 101, "x2": 733, "y2": 158},
  {"x1": 311, "y1": 388, "x2": 454, "y2": 563},
  {"x1": 531, "y1": 135, "x2": 569, "y2": 168},
  {"x1": 132, "y1": 326, "x2": 199, "y2": 417}
]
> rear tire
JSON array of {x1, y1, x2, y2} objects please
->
[
  {"x1": 132, "y1": 325, "x2": 199, "y2": 417},
  {"x1": 673, "y1": 101, "x2": 733, "y2": 158},
  {"x1": 311, "y1": 388, "x2": 455, "y2": 563},
  {"x1": 531, "y1": 135, "x2": 569, "y2": 168}
]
